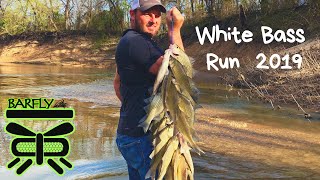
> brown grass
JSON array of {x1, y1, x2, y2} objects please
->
[{"x1": 224, "y1": 39, "x2": 320, "y2": 111}]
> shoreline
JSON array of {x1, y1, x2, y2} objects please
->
[{"x1": 0, "y1": 36, "x2": 118, "y2": 69}]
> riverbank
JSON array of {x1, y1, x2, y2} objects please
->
[
  {"x1": 222, "y1": 38, "x2": 320, "y2": 112},
  {"x1": 194, "y1": 105, "x2": 320, "y2": 178},
  {"x1": 0, "y1": 32, "x2": 319, "y2": 111},
  {"x1": 0, "y1": 34, "x2": 117, "y2": 68}
]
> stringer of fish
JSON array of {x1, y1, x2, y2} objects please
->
[{"x1": 141, "y1": 44, "x2": 203, "y2": 180}]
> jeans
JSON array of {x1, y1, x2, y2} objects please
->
[{"x1": 116, "y1": 133, "x2": 153, "y2": 180}]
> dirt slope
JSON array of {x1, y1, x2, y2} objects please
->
[{"x1": 0, "y1": 36, "x2": 117, "y2": 69}]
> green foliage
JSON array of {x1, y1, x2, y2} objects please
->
[
  {"x1": 0, "y1": 0, "x2": 319, "y2": 37},
  {"x1": 52, "y1": 11, "x2": 65, "y2": 30},
  {"x1": 89, "y1": 8, "x2": 125, "y2": 35},
  {"x1": 2, "y1": 9, "x2": 30, "y2": 35},
  {"x1": 0, "y1": 0, "x2": 63, "y2": 35},
  {"x1": 0, "y1": 18, "x2": 5, "y2": 34}
]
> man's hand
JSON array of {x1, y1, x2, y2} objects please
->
[
  {"x1": 149, "y1": 7, "x2": 185, "y2": 76},
  {"x1": 166, "y1": 7, "x2": 184, "y2": 50},
  {"x1": 166, "y1": 7, "x2": 184, "y2": 32}
]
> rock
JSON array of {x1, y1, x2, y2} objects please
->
[
  {"x1": 29, "y1": 41, "x2": 39, "y2": 47},
  {"x1": 14, "y1": 41, "x2": 28, "y2": 47}
]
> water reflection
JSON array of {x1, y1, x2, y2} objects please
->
[{"x1": 0, "y1": 63, "x2": 113, "y2": 93}]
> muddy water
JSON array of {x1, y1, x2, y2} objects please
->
[
  {"x1": 0, "y1": 63, "x2": 125, "y2": 179},
  {"x1": 0, "y1": 63, "x2": 319, "y2": 179}
]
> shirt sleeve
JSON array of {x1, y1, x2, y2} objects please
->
[{"x1": 129, "y1": 35, "x2": 163, "y2": 72}]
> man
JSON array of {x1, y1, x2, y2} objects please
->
[{"x1": 113, "y1": 0, "x2": 184, "y2": 179}]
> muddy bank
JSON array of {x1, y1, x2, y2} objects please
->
[
  {"x1": 223, "y1": 39, "x2": 320, "y2": 111},
  {"x1": 0, "y1": 35, "x2": 118, "y2": 68}
]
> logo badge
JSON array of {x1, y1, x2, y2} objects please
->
[{"x1": 4, "y1": 98, "x2": 75, "y2": 176}]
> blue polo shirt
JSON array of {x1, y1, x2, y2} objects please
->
[{"x1": 116, "y1": 29, "x2": 164, "y2": 137}]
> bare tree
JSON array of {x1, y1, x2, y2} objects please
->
[
  {"x1": 239, "y1": 4, "x2": 247, "y2": 28},
  {"x1": 61, "y1": 0, "x2": 71, "y2": 30},
  {"x1": 65, "y1": 0, "x2": 70, "y2": 30},
  {"x1": 0, "y1": 0, "x2": 3, "y2": 17},
  {"x1": 190, "y1": 0, "x2": 194, "y2": 15},
  {"x1": 48, "y1": 0, "x2": 58, "y2": 31}
]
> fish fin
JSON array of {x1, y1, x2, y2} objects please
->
[
  {"x1": 196, "y1": 147, "x2": 205, "y2": 155},
  {"x1": 191, "y1": 85, "x2": 200, "y2": 100},
  {"x1": 145, "y1": 170, "x2": 151, "y2": 179},
  {"x1": 189, "y1": 56, "x2": 195, "y2": 65},
  {"x1": 144, "y1": 104, "x2": 150, "y2": 112},
  {"x1": 138, "y1": 122, "x2": 149, "y2": 133},
  {"x1": 138, "y1": 115, "x2": 150, "y2": 133},
  {"x1": 138, "y1": 114, "x2": 147, "y2": 124},
  {"x1": 195, "y1": 104, "x2": 203, "y2": 109},
  {"x1": 148, "y1": 86, "x2": 153, "y2": 94},
  {"x1": 192, "y1": 69, "x2": 198, "y2": 77},
  {"x1": 189, "y1": 143, "x2": 205, "y2": 155},
  {"x1": 145, "y1": 168, "x2": 155, "y2": 180},
  {"x1": 144, "y1": 96, "x2": 153, "y2": 104}
]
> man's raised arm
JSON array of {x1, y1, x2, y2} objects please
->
[
  {"x1": 149, "y1": 7, "x2": 185, "y2": 75},
  {"x1": 167, "y1": 7, "x2": 185, "y2": 51}
]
